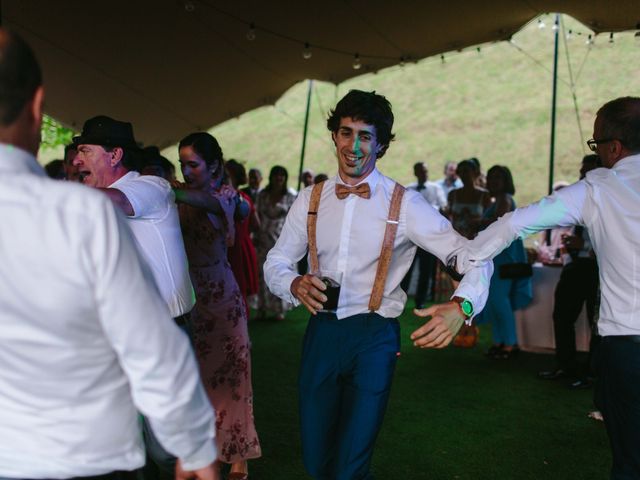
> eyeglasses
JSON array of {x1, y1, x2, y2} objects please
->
[{"x1": 586, "y1": 138, "x2": 616, "y2": 152}]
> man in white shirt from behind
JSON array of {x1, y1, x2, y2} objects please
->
[
  {"x1": 264, "y1": 89, "x2": 492, "y2": 479},
  {"x1": 455, "y1": 96, "x2": 640, "y2": 480},
  {"x1": 0, "y1": 29, "x2": 217, "y2": 480}
]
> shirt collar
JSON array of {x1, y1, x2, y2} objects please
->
[
  {"x1": 612, "y1": 152, "x2": 640, "y2": 170},
  {"x1": 0, "y1": 143, "x2": 46, "y2": 177},
  {"x1": 335, "y1": 167, "x2": 381, "y2": 194}
]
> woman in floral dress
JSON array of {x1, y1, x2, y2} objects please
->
[
  {"x1": 174, "y1": 132, "x2": 261, "y2": 479},
  {"x1": 255, "y1": 165, "x2": 296, "y2": 320}
]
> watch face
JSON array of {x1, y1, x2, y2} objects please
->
[{"x1": 461, "y1": 300, "x2": 473, "y2": 317}]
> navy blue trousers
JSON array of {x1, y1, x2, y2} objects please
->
[
  {"x1": 594, "y1": 336, "x2": 640, "y2": 479},
  {"x1": 298, "y1": 312, "x2": 400, "y2": 480}
]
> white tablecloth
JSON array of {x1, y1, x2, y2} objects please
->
[{"x1": 515, "y1": 264, "x2": 591, "y2": 353}]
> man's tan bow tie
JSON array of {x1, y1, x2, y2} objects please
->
[{"x1": 335, "y1": 182, "x2": 371, "y2": 200}]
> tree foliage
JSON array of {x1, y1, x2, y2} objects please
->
[{"x1": 40, "y1": 114, "x2": 75, "y2": 150}]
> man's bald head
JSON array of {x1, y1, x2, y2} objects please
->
[{"x1": 0, "y1": 29, "x2": 42, "y2": 127}]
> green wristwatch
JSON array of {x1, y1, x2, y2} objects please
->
[{"x1": 453, "y1": 296, "x2": 474, "y2": 319}]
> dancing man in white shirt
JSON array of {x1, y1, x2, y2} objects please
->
[
  {"x1": 264, "y1": 90, "x2": 492, "y2": 480},
  {"x1": 0, "y1": 29, "x2": 217, "y2": 480},
  {"x1": 454, "y1": 96, "x2": 640, "y2": 480}
]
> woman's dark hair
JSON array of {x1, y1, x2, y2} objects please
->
[
  {"x1": 327, "y1": 90, "x2": 395, "y2": 158},
  {"x1": 456, "y1": 159, "x2": 478, "y2": 178},
  {"x1": 265, "y1": 165, "x2": 289, "y2": 196},
  {"x1": 487, "y1": 165, "x2": 515, "y2": 195},
  {"x1": 179, "y1": 132, "x2": 224, "y2": 178},
  {"x1": 225, "y1": 158, "x2": 248, "y2": 186}
]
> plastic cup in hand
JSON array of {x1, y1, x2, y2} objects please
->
[{"x1": 317, "y1": 270, "x2": 342, "y2": 312}]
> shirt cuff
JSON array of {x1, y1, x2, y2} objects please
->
[
  {"x1": 180, "y1": 440, "x2": 217, "y2": 471},
  {"x1": 281, "y1": 271, "x2": 302, "y2": 306}
]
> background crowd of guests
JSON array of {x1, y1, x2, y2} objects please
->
[{"x1": 46, "y1": 143, "x2": 595, "y2": 370}]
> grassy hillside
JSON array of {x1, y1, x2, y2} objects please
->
[
  {"x1": 39, "y1": 14, "x2": 639, "y2": 207},
  {"x1": 167, "y1": 14, "x2": 639, "y2": 207}
]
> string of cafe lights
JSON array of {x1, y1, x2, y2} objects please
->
[{"x1": 185, "y1": 1, "x2": 640, "y2": 73}]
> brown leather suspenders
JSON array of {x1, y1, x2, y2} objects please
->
[{"x1": 306, "y1": 180, "x2": 405, "y2": 312}]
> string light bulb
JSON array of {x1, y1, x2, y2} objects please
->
[
  {"x1": 609, "y1": 32, "x2": 614, "y2": 44},
  {"x1": 246, "y1": 23, "x2": 256, "y2": 41},
  {"x1": 352, "y1": 53, "x2": 362, "y2": 70},
  {"x1": 440, "y1": 54, "x2": 446, "y2": 64},
  {"x1": 586, "y1": 34, "x2": 594, "y2": 47},
  {"x1": 635, "y1": 31, "x2": 640, "y2": 44},
  {"x1": 399, "y1": 56, "x2": 405, "y2": 67},
  {"x1": 302, "y1": 43, "x2": 312, "y2": 60},
  {"x1": 538, "y1": 19, "x2": 546, "y2": 29},
  {"x1": 566, "y1": 29, "x2": 573, "y2": 40},
  {"x1": 552, "y1": 19, "x2": 559, "y2": 31}
]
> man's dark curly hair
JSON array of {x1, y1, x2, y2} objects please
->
[{"x1": 327, "y1": 90, "x2": 395, "y2": 158}]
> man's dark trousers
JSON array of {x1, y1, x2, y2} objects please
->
[
  {"x1": 552, "y1": 257, "x2": 599, "y2": 375},
  {"x1": 400, "y1": 248, "x2": 436, "y2": 308},
  {"x1": 594, "y1": 336, "x2": 640, "y2": 479},
  {"x1": 299, "y1": 312, "x2": 400, "y2": 480}
]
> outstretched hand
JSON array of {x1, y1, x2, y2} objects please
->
[
  {"x1": 410, "y1": 302, "x2": 466, "y2": 349},
  {"x1": 291, "y1": 274, "x2": 327, "y2": 315}
]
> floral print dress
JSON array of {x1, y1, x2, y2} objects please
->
[
  {"x1": 255, "y1": 190, "x2": 297, "y2": 315},
  {"x1": 179, "y1": 198, "x2": 261, "y2": 463}
]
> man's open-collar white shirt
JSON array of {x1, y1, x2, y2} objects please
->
[
  {"x1": 457, "y1": 153, "x2": 640, "y2": 336},
  {"x1": 264, "y1": 168, "x2": 492, "y2": 320},
  {"x1": 0, "y1": 144, "x2": 215, "y2": 478}
]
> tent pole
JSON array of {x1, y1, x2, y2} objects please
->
[
  {"x1": 546, "y1": 13, "x2": 560, "y2": 245},
  {"x1": 297, "y1": 80, "x2": 313, "y2": 193}
]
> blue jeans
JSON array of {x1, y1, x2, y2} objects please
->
[{"x1": 298, "y1": 312, "x2": 400, "y2": 480}]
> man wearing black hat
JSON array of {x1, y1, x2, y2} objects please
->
[
  {"x1": 73, "y1": 115, "x2": 198, "y2": 478},
  {"x1": 0, "y1": 29, "x2": 217, "y2": 480},
  {"x1": 73, "y1": 115, "x2": 194, "y2": 327}
]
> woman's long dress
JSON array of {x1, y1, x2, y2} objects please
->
[
  {"x1": 255, "y1": 190, "x2": 296, "y2": 315},
  {"x1": 179, "y1": 201, "x2": 261, "y2": 463}
]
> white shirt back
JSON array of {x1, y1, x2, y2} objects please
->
[{"x1": 0, "y1": 145, "x2": 215, "y2": 478}]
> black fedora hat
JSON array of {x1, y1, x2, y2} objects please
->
[{"x1": 73, "y1": 115, "x2": 140, "y2": 150}]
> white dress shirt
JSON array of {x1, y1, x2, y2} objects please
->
[
  {"x1": 264, "y1": 168, "x2": 492, "y2": 320},
  {"x1": 110, "y1": 171, "x2": 195, "y2": 318},
  {"x1": 457, "y1": 154, "x2": 640, "y2": 336},
  {"x1": 436, "y1": 177, "x2": 463, "y2": 198},
  {"x1": 0, "y1": 144, "x2": 215, "y2": 478},
  {"x1": 406, "y1": 181, "x2": 447, "y2": 210}
]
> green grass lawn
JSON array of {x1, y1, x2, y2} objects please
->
[{"x1": 247, "y1": 301, "x2": 610, "y2": 479}]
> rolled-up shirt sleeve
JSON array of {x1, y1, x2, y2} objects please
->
[
  {"x1": 264, "y1": 190, "x2": 311, "y2": 305},
  {"x1": 89, "y1": 200, "x2": 216, "y2": 470},
  {"x1": 404, "y1": 194, "x2": 493, "y2": 316},
  {"x1": 456, "y1": 181, "x2": 588, "y2": 274}
]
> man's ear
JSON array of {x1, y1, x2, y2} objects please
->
[
  {"x1": 110, "y1": 147, "x2": 125, "y2": 167},
  {"x1": 331, "y1": 131, "x2": 337, "y2": 146},
  {"x1": 30, "y1": 86, "x2": 44, "y2": 131}
]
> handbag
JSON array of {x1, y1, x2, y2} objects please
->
[{"x1": 498, "y1": 263, "x2": 533, "y2": 279}]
